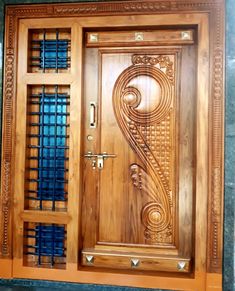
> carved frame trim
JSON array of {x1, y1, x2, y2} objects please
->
[{"x1": 1, "y1": 0, "x2": 224, "y2": 275}]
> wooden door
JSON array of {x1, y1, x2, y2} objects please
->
[
  {"x1": 1, "y1": 3, "x2": 224, "y2": 289},
  {"x1": 81, "y1": 30, "x2": 196, "y2": 273}
]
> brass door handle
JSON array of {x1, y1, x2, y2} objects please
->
[{"x1": 84, "y1": 152, "x2": 117, "y2": 169}]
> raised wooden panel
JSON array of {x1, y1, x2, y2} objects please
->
[
  {"x1": 112, "y1": 53, "x2": 177, "y2": 246},
  {"x1": 99, "y1": 51, "x2": 177, "y2": 247}
]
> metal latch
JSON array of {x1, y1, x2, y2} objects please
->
[{"x1": 84, "y1": 152, "x2": 117, "y2": 169}]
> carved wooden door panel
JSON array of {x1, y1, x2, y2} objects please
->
[
  {"x1": 81, "y1": 30, "x2": 196, "y2": 273},
  {"x1": 0, "y1": 3, "x2": 225, "y2": 289}
]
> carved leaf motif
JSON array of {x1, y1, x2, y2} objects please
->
[
  {"x1": 132, "y1": 55, "x2": 174, "y2": 84},
  {"x1": 112, "y1": 55, "x2": 174, "y2": 244},
  {"x1": 130, "y1": 164, "x2": 172, "y2": 243}
]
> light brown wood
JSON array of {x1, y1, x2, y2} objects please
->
[
  {"x1": 195, "y1": 15, "x2": 210, "y2": 274},
  {"x1": 20, "y1": 211, "x2": 71, "y2": 224},
  {"x1": 81, "y1": 45, "x2": 195, "y2": 272},
  {"x1": 0, "y1": 1, "x2": 224, "y2": 290},
  {"x1": 81, "y1": 250, "x2": 191, "y2": 272},
  {"x1": 206, "y1": 273, "x2": 223, "y2": 291},
  {"x1": 0, "y1": 259, "x2": 12, "y2": 278},
  {"x1": 86, "y1": 29, "x2": 194, "y2": 47},
  {"x1": 12, "y1": 260, "x2": 211, "y2": 291},
  {"x1": 23, "y1": 74, "x2": 74, "y2": 85},
  {"x1": 66, "y1": 23, "x2": 82, "y2": 267}
]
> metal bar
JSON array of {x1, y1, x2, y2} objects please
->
[
  {"x1": 42, "y1": 30, "x2": 46, "y2": 72},
  {"x1": 28, "y1": 134, "x2": 69, "y2": 138},
  {"x1": 28, "y1": 167, "x2": 68, "y2": 171},
  {"x1": 29, "y1": 102, "x2": 70, "y2": 106},
  {"x1": 55, "y1": 30, "x2": 59, "y2": 73},
  {"x1": 29, "y1": 123, "x2": 69, "y2": 127},
  {"x1": 26, "y1": 196, "x2": 67, "y2": 202},
  {"x1": 29, "y1": 112, "x2": 69, "y2": 116},
  {"x1": 31, "y1": 58, "x2": 69, "y2": 61},
  {"x1": 26, "y1": 251, "x2": 66, "y2": 258},
  {"x1": 30, "y1": 93, "x2": 70, "y2": 98},
  {"x1": 52, "y1": 86, "x2": 59, "y2": 210},
  {"x1": 28, "y1": 178, "x2": 68, "y2": 183},
  {"x1": 28, "y1": 145, "x2": 69, "y2": 149},
  {"x1": 38, "y1": 224, "x2": 42, "y2": 265},
  {"x1": 38, "y1": 85, "x2": 45, "y2": 210},
  {"x1": 51, "y1": 224, "x2": 55, "y2": 265},
  {"x1": 29, "y1": 156, "x2": 68, "y2": 161}
]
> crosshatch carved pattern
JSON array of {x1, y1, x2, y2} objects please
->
[{"x1": 2, "y1": 0, "x2": 224, "y2": 274}]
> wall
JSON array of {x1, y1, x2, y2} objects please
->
[{"x1": 0, "y1": 0, "x2": 234, "y2": 290}]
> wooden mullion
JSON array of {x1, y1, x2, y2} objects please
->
[{"x1": 66, "y1": 23, "x2": 82, "y2": 269}]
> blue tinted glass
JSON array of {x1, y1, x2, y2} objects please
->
[
  {"x1": 40, "y1": 40, "x2": 68, "y2": 69},
  {"x1": 35, "y1": 225, "x2": 65, "y2": 258},
  {"x1": 25, "y1": 224, "x2": 66, "y2": 266},
  {"x1": 37, "y1": 90, "x2": 68, "y2": 203}
]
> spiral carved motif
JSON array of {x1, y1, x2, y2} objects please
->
[
  {"x1": 142, "y1": 202, "x2": 167, "y2": 232},
  {"x1": 113, "y1": 57, "x2": 173, "y2": 244},
  {"x1": 114, "y1": 65, "x2": 172, "y2": 125}
]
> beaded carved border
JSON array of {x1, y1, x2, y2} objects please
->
[{"x1": 2, "y1": 0, "x2": 224, "y2": 274}]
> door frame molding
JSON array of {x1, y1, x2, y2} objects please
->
[{"x1": 0, "y1": 1, "x2": 224, "y2": 290}]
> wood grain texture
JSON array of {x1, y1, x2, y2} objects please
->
[
  {"x1": 111, "y1": 52, "x2": 176, "y2": 245},
  {"x1": 207, "y1": 3, "x2": 225, "y2": 273},
  {"x1": 0, "y1": 13, "x2": 17, "y2": 258},
  {"x1": 81, "y1": 250, "x2": 191, "y2": 272},
  {"x1": 0, "y1": 0, "x2": 224, "y2": 289},
  {"x1": 81, "y1": 45, "x2": 195, "y2": 272},
  {"x1": 86, "y1": 29, "x2": 194, "y2": 47}
]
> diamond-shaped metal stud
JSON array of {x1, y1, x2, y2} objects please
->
[
  {"x1": 177, "y1": 261, "x2": 186, "y2": 271},
  {"x1": 86, "y1": 255, "x2": 94, "y2": 264},
  {"x1": 135, "y1": 32, "x2": 144, "y2": 41},
  {"x1": 181, "y1": 31, "x2": 191, "y2": 40},
  {"x1": 131, "y1": 258, "x2": 140, "y2": 268},
  {"x1": 89, "y1": 34, "x2": 98, "y2": 43}
]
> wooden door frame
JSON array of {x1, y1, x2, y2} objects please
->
[{"x1": 0, "y1": 1, "x2": 224, "y2": 290}]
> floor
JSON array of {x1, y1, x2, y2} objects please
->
[
  {"x1": 0, "y1": 281, "x2": 160, "y2": 291},
  {"x1": 0, "y1": 288, "x2": 47, "y2": 291}
]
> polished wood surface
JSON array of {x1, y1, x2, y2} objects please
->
[
  {"x1": 86, "y1": 29, "x2": 194, "y2": 47},
  {"x1": 0, "y1": 1, "x2": 224, "y2": 290},
  {"x1": 81, "y1": 44, "x2": 196, "y2": 272}
]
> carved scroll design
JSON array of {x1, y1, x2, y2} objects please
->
[
  {"x1": 130, "y1": 164, "x2": 172, "y2": 243},
  {"x1": 2, "y1": 0, "x2": 224, "y2": 272},
  {"x1": 132, "y1": 55, "x2": 174, "y2": 84},
  {"x1": 112, "y1": 57, "x2": 174, "y2": 244}
]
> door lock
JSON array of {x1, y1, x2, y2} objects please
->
[{"x1": 84, "y1": 152, "x2": 117, "y2": 169}]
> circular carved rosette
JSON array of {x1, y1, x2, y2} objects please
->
[{"x1": 141, "y1": 202, "x2": 168, "y2": 233}]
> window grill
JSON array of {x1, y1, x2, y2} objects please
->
[
  {"x1": 26, "y1": 85, "x2": 70, "y2": 211},
  {"x1": 29, "y1": 29, "x2": 71, "y2": 73},
  {"x1": 24, "y1": 223, "x2": 66, "y2": 267}
]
